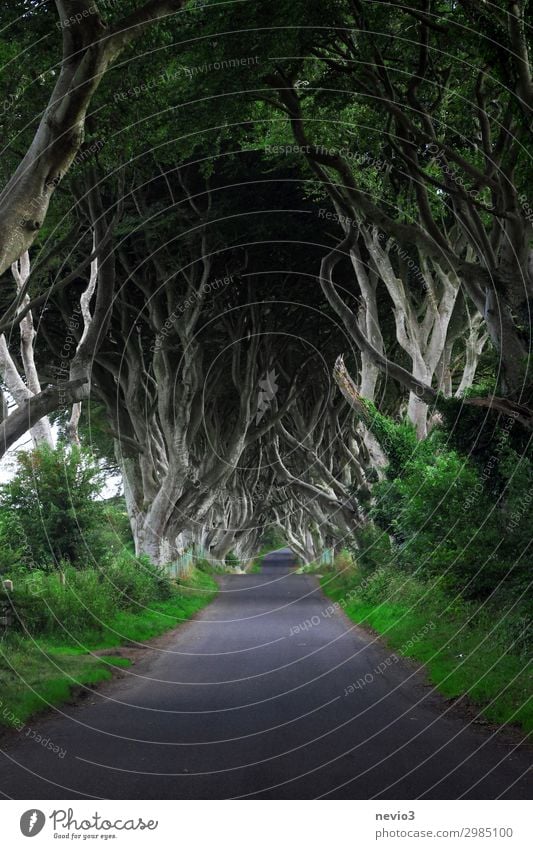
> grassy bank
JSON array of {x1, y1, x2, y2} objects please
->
[
  {"x1": 0, "y1": 567, "x2": 217, "y2": 730},
  {"x1": 321, "y1": 561, "x2": 532, "y2": 734}
]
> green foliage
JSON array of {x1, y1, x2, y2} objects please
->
[
  {"x1": 102, "y1": 551, "x2": 174, "y2": 606},
  {"x1": 436, "y1": 396, "x2": 532, "y2": 466},
  {"x1": 351, "y1": 525, "x2": 393, "y2": 576},
  {"x1": 357, "y1": 409, "x2": 532, "y2": 599},
  {"x1": 0, "y1": 633, "x2": 131, "y2": 730},
  {"x1": 321, "y1": 566, "x2": 532, "y2": 733},
  {"x1": 194, "y1": 558, "x2": 218, "y2": 573},
  {"x1": 361, "y1": 400, "x2": 420, "y2": 478},
  {"x1": 102, "y1": 500, "x2": 134, "y2": 550},
  {"x1": 258, "y1": 526, "x2": 286, "y2": 550},
  {"x1": 0, "y1": 553, "x2": 174, "y2": 638},
  {"x1": 0, "y1": 567, "x2": 217, "y2": 729},
  {"x1": 225, "y1": 550, "x2": 240, "y2": 569},
  {"x1": 0, "y1": 445, "x2": 112, "y2": 571},
  {"x1": 54, "y1": 402, "x2": 122, "y2": 477}
]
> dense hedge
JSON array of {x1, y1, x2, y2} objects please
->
[
  {"x1": 0, "y1": 553, "x2": 173, "y2": 637},
  {"x1": 355, "y1": 404, "x2": 532, "y2": 600}
]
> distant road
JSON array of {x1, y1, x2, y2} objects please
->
[{"x1": 0, "y1": 550, "x2": 530, "y2": 799}]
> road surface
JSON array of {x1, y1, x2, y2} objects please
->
[{"x1": 0, "y1": 549, "x2": 530, "y2": 799}]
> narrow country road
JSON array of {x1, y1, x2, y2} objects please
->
[{"x1": 0, "y1": 551, "x2": 530, "y2": 799}]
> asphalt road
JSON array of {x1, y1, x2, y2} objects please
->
[{"x1": 0, "y1": 550, "x2": 530, "y2": 799}]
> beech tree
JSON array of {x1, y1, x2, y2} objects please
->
[
  {"x1": 0, "y1": 0, "x2": 186, "y2": 276},
  {"x1": 0, "y1": 0, "x2": 530, "y2": 572},
  {"x1": 28, "y1": 167, "x2": 323, "y2": 563},
  {"x1": 214, "y1": 0, "x2": 530, "y2": 419},
  {"x1": 0, "y1": 252, "x2": 54, "y2": 447}
]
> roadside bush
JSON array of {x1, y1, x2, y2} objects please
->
[
  {"x1": 332, "y1": 549, "x2": 356, "y2": 577},
  {"x1": 0, "y1": 555, "x2": 175, "y2": 637},
  {"x1": 0, "y1": 445, "x2": 110, "y2": 570},
  {"x1": 195, "y1": 558, "x2": 215, "y2": 573},
  {"x1": 225, "y1": 550, "x2": 240, "y2": 569},
  {"x1": 102, "y1": 500, "x2": 134, "y2": 551},
  {"x1": 102, "y1": 551, "x2": 173, "y2": 606},
  {"x1": 359, "y1": 409, "x2": 532, "y2": 600},
  {"x1": 0, "y1": 566, "x2": 114, "y2": 636}
]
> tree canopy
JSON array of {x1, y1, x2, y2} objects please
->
[{"x1": 0, "y1": 0, "x2": 531, "y2": 586}]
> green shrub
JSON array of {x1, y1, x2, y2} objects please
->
[
  {"x1": 225, "y1": 550, "x2": 240, "y2": 569},
  {"x1": 321, "y1": 564, "x2": 532, "y2": 731},
  {"x1": 0, "y1": 444, "x2": 110, "y2": 570},
  {"x1": 102, "y1": 551, "x2": 173, "y2": 606},
  {"x1": 0, "y1": 554, "x2": 174, "y2": 638},
  {"x1": 361, "y1": 401, "x2": 420, "y2": 478},
  {"x1": 352, "y1": 524, "x2": 393, "y2": 575},
  {"x1": 0, "y1": 566, "x2": 111, "y2": 636},
  {"x1": 357, "y1": 411, "x2": 532, "y2": 600},
  {"x1": 102, "y1": 501, "x2": 134, "y2": 550},
  {"x1": 0, "y1": 568, "x2": 217, "y2": 730}
]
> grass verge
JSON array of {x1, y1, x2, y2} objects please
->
[
  {"x1": 0, "y1": 567, "x2": 217, "y2": 730},
  {"x1": 321, "y1": 564, "x2": 532, "y2": 734}
]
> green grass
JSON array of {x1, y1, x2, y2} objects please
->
[
  {"x1": 39, "y1": 565, "x2": 217, "y2": 650},
  {"x1": 295, "y1": 559, "x2": 322, "y2": 574},
  {"x1": 0, "y1": 567, "x2": 217, "y2": 730},
  {"x1": 0, "y1": 638, "x2": 132, "y2": 730},
  {"x1": 321, "y1": 566, "x2": 532, "y2": 734}
]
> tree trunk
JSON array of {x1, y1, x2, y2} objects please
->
[{"x1": 0, "y1": 0, "x2": 187, "y2": 275}]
